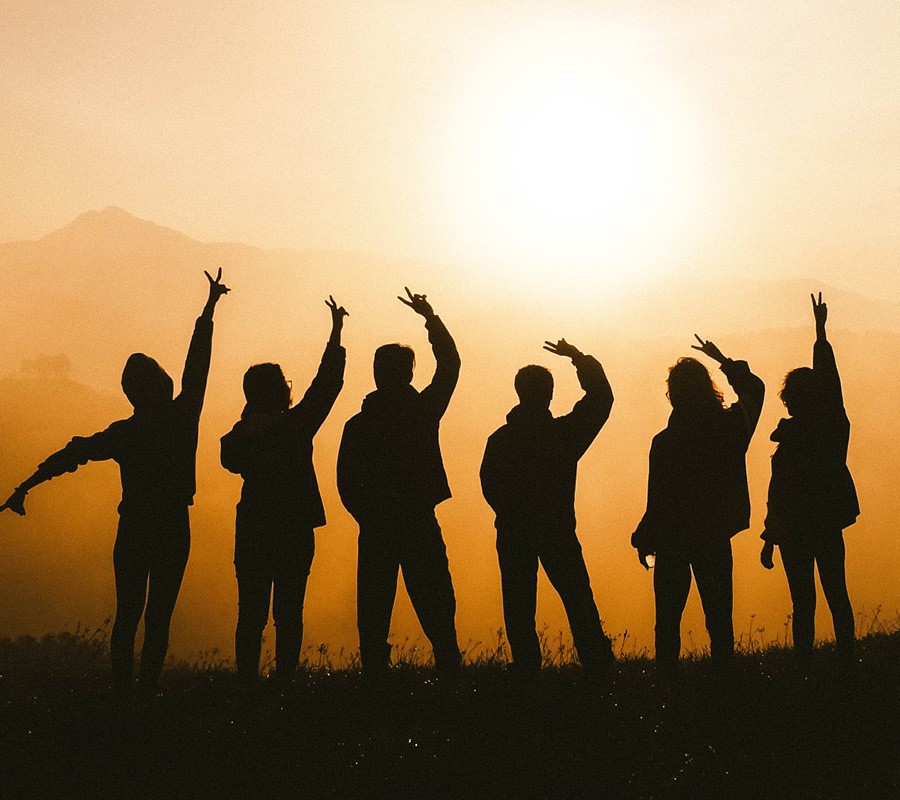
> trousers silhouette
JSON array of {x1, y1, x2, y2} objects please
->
[
  {"x1": 653, "y1": 537, "x2": 734, "y2": 670},
  {"x1": 779, "y1": 530, "x2": 854, "y2": 660},
  {"x1": 497, "y1": 526, "x2": 612, "y2": 673},
  {"x1": 234, "y1": 527, "x2": 315, "y2": 682},
  {"x1": 111, "y1": 507, "x2": 191, "y2": 689},
  {"x1": 356, "y1": 511, "x2": 459, "y2": 673}
]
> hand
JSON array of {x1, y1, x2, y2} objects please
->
[
  {"x1": 637, "y1": 549, "x2": 654, "y2": 571},
  {"x1": 811, "y1": 291, "x2": 827, "y2": 331},
  {"x1": 760, "y1": 541, "x2": 775, "y2": 570},
  {"x1": 543, "y1": 338, "x2": 583, "y2": 360},
  {"x1": 204, "y1": 267, "x2": 230, "y2": 302},
  {"x1": 326, "y1": 295, "x2": 349, "y2": 327},
  {"x1": 398, "y1": 287, "x2": 434, "y2": 319},
  {"x1": 690, "y1": 335, "x2": 727, "y2": 364},
  {"x1": 0, "y1": 488, "x2": 27, "y2": 516}
]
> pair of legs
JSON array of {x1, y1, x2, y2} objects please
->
[
  {"x1": 357, "y1": 510, "x2": 460, "y2": 675},
  {"x1": 653, "y1": 535, "x2": 733, "y2": 672},
  {"x1": 111, "y1": 506, "x2": 191, "y2": 692},
  {"x1": 496, "y1": 525, "x2": 613, "y2": 675},
  {"x1": 779, "y1": 528, "x2": 854, "y2": 661},
  {"x1": 234, "y1": 528, "x2": 315, "y2": 684}
]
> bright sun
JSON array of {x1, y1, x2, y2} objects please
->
[{"x1": 442, "y1": 40, "x2": 707, "y2": 297}]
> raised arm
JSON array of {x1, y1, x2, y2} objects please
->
[
  {"x1": 0, "y1": 427, "x2": 118, "y2": 516},
  {"x1": 399, "y1": 288, "x2": 460, "y2": 419},
  {"x1": 290, "y1": 296, "x2": 348, "y2": 433},
  {"x1": 544, "y1": 338, "x2": 613, "y2": 455},
  {"x1": 692, "y1": 335, "x2": 765, "y2": 437},
  {"x1": 179, "y1": 269, "x2": 230, "y2": 415},
  {"x1": 811, "y1": 292, "x2": 844, "y2": 408}
]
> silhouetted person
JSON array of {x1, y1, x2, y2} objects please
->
[
  {"x1": 221, "y1": 297, "x2": 347, "y2": 686},
  {"x1": 760, "y1": 293, "x2": 858, "y2": 664},
  {"x1": 480, "y1": 339, "x2": 615, "y2": 679},
  {"x1": 0, "y1": 269, "x2": 229, "y2": 694},
  {"x1": 632, "y1": 337, "x2": 764, "y2": 673},
  {"x1": 337, "y1": 288, "x2": 461, "y2": 678}
]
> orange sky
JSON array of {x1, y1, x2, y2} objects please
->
[
  {"x1": 1, "y1": 1, "x2": 898, "y2": 298},
  {"x1": 0, "y1": 2, "x2": 898, "y2": 663}
]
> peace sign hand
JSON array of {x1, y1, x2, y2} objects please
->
[
  {"x1": 204, "y1": 267, "x2": 230, "y2": 302},
  {"x1": 398, "y1": 287, "x2": 435, "y2": 320},
  {"x1": 690, "y1": 335, "x2": 727, "y2": 364},
  {"x1": 811, "y1": 292, "x2": 827, "y2": 331}
]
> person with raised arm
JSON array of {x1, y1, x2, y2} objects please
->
[
  {"x1": 760, "y1": 293, "x2": 858, "y2": 665},
  {"x1": 221, "y1": 297, "x2": 347, "y2": 686},
  {"x1": 480, "y1": 339, "x2": 615, "y2": 681},
  {"x1": 1, "y1": 269, "x2": 230, "y2": 695},
  {"x1": 632, "y1": 336, "x2": 764, "y2": 675},
  {"x1": 337, "y1": 288, "x2": 461, "y2": 679}
]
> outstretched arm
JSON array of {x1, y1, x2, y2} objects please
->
[
  {"x1": 180, "y1": 269, "x2": 230, "y2": 414},
  {"x1": 290, "y1": 296, "x2": 348, "y2": 433},
  {"x1": 692, "y1": 334, "x2": 765, "y2": 437},
  {"x1": 0, "y1": 428, "x2": 118, "y2": 516},
  {"x1": 400, "y1": 288, "x2": 460, "y2": 419},
  {"x1": 811, "y1": 292, "x2": 844, "y2": 408},
  {"x1": 545, "y1": 338, "x2": 614, "y2": 454}
]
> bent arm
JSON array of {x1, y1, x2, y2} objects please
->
[
  {"x1": 720, "y1": 358, "x2": 765, "y2": 438},
  {"x1": 2, "y1": 428, "x2": 117, "y2": 513},
  {"x1": 558, "y1": 353, "x2": 614, "y2": 455},
  {"x1": 290, "y1": 341, "x2": 347, "y2": 433},
  {"x1": 420, "y1": 315, "x2": 460, "y2": 419}
]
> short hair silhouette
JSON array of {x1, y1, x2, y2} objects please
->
[
  {"x1": 243, "y1": 363, "x2": 291, "y2": 413},
  {"x1": 666, "y1": 357, "x2": 724, "y2": 411},
  {"x1": 121, "y1": 353, "x2": 174, "y2": 410},
  {"x1": 373, "y1": 343, "x2": 415, "y2": 389},
  {"x1": 779, "y1": 366, "x2": 824, "y2": 416},
  {"x1": 514, "y1": 364, "x2": 554, "y2": 408}
]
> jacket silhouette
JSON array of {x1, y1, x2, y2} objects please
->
[
  {"x1": 0, "y1": 270, "x2": 229, "y2": 693},
  {"x1": 633, "y1": 341, "x2": 764, "y2": 672},
  {"x1": 337, "y1": 289, "x2": 460, "y2": 676},
  {"x1": 481, "y1": 342, "x2": 615, "y2": 676},
  {"x1": 221, "y1": 299, "x2": 346, "y2": 684},
  {"x1": 761, "y1": 294, "x2": 857, "y2": 662}
]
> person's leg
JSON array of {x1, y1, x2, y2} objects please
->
[
  {"x1": 814, "y1": 529, "x2": 855, "y2": 662},
  {"x1": 495, "y1": 528, "x2": 541, "y2": 674},
  {"x1": 111, "y1": 520, "x2": 152, "y2": 692},
  {"x1": 139, "y1": 507, "x2": 191, "y2": 691},
  {"x1": 272, "y1": 529, "x2": 315, "y2": 682},
  {"x1": 690, "y1": 537, "x2": 734, "y2": 669},
  {"x1": 234, "y1": 566, "x2": 273, "y2": 685},
  {"x1": 779, "y1": 539, "x2": 816, "y2": 661},
  {"x1": 400, "y1": 512, "x2": 461, "y2": 672},
  {"x1": 538, "y1": 528, "x2": 613, "y2": 673},
  {"x1": 653, "y1": 548, "x2": 692, "y2": 673},
  {"x1": 357, "y1": 522, "x2": 401, "y2": 676}
]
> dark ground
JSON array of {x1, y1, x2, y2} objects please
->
[{"x1": 1, "y1": 626, "x2": 898, "y2": 800}]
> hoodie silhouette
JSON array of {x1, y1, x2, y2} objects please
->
[
  {"x1": 221, "y1": 297, "x2": 347, "y2": 684},
  {"x1": 760, "y1": 294, "x2": 858, "y2": 663},
  {"x1": 0, "y1": 270, "x2": 229, "y2": 694},
  {"x1": 480, "y1": 340, "x2": 615, "y2": 677},
  {"x1": 337, "y1": 289, "x2": 460, "y2": 676}
]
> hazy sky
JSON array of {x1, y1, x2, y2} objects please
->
[{"x1": 1, "y1": 1, "x2": 898, "y2": 297}]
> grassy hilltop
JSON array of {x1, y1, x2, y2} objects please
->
[{"x1": 1, "y1": 622, "x2": 898, "y2": 800}]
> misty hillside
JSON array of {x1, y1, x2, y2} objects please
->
[{"x1": 0, "y1": 208, "x2": 898, "y2": 660}]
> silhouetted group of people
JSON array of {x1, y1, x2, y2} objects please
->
[{"x1": 1, "y1": 273, "x2": 859, "y2": 693}]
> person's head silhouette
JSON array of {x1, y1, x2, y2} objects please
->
[
  {"x1": 514, "y1": 364, "x2": 554, "y2": 410},
  {"x1": 780, "y1": 367, "x2": 824, "y2": 417},
  {"x1": 243, "y1": 363, "x2": 291, "y2": 413},
  {"x1": 121, "y1": 353, "x2": 174, "y2": 411},
  {"x1": 373, "y1": 344, "x2": 415, "y2": 390},
  {"x1": 666, "y1": 357, "x2": 724, "y2": 412}
]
